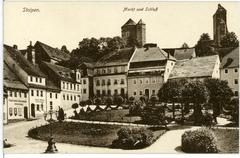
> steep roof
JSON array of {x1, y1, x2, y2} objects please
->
[
  {"x1": 35, "y1": 41, "x2": 70, "y2": 61},
  {"x1": 220, "y1": 47, "x2": 239, "y2": 69},
  {"x1": 122, "y1": 18, "x2": 136, "y2": 27},
  {"x1": 174, "y1": 48, "x2": 196, "y2": 60},
  {"x1": 3, "y1": 62, "x2": 28, "y2": 90},
  {"x1": 215, "y1": 47, "x2": 236, "y2": 60},
  {"x1": 95, "y1": 47, "x2": 135, "y2": 67},
  {"x1": 137, "y1": 19, "x2": 145, "y2": 25},
  {"x1": 131, "y1": 47, "x2": 175, "y2": 63},
  {"x1": 42, "y1": 62, "x2": 76, "y2": 82},
  {"x1": 4, "y1": 45, "x2": 45, "y2": 77},
  {"x1": 169, "y1": 55, "x2": 219, "y2": 79}
]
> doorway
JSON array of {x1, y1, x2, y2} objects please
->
[
  {"x1": 31, "y1": 104, "x2": 35, "y2": 117},
  {"x1": 24, "y1": 107, "x2": 28, "y2": 119}
]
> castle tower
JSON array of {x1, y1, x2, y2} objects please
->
[
  {"x1": 121, "y1": 18, "x2": 137, "y2": 47},
  {"x1": 136, "y1": 19, "x2": 146, "y2": 47},
  {"x1": 213, "y1": 4, "x2": 228, "y2": 47}
]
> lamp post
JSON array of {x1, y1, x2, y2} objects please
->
[{"x1": 44, "y1": 105, "x2": 58, "y2": 153}]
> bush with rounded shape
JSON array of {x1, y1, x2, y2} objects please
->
[
  {"x1": 113, "y1": 95, "x2": 124, "y2": 108},
  {"x1": 181, "y1": 127, "x2": 218, "y2": 153},
  {"x1": 94, "y1": 98, "x2": 102, "y2": 105},
  {"x1": 86, "y1": 99, "x2": 93, "y2": 105},
  {"x1": 79, "y1": 101, "x2": 86, "y2": 107},
  {"x1": 112, "y1": 127, "x2": 154, "y2": 149},
  {"x1": 72, "y1": 103, "x2": 79, "y2": 109}
]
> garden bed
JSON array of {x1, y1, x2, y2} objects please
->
[
  {"x1": 70, "y1": 109, "x2": 141, "y2": 123},
  {"x1": 212, "y1": 128, "x2": 239, "y2": 153},
  {"x1": 28, "y1": 122, "x2": 166, "y2": 148}
]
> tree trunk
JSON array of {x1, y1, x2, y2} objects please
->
[
  {"x1": 172, "y1": 102, "x2": 175, "y2": 120},
  {"x1": 194, "y1": 103, "x2": 202, "y2": 125}
]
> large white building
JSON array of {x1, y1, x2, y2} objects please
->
[{"x1": 220, "y1": 47, "x2": 239, "y2": 97}]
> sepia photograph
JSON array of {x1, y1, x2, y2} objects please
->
[{"x1": 2, "y1": 0, "x2": 240, "y2": 154}]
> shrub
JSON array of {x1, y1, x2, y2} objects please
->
[
  {"x1": 201, "y1": 112, "x2": 213, "y2": 127},
  {"x1": 113, "y1": 95, "x2": 124, "y2": 108},
  {"x1": 79, "y1": 101, "x2": 86, "y2": 107},
  {"x1": 129, "y1": 99, "x2": 144, "y2": 116},
  {"x1": 72, "y1": 103, "x2": 79, "y2": 109},
  {"x1": 111, "y1": 127, "x2": 154, "y2": 149},
  {"x1": 86, "y1": 99, "x2": 93, "y2": 105},
  {"x1": 181, "y1": 127, "x2": 218, "y2": 153}
]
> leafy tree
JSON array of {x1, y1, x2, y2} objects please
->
[
  {"x1": 79, "y1": 101, "x2": 86, "y2": 107},
  {"x1": 195, "y1": 33, "x2": 215, "y2": 57},
  {"x1": 105, "y1": 96, "x2": 113, "y2": 110},
  {"x1": 204, "y1": 78, "x2": 234, "y2": 123},
  {"x1": 183, "y1": 80, "x2": 209, "y2": 125},
  {"x1": 113, "y1": 95, "x2": 124, "y2": 108},
  {"x1": 61, "y1": 45, "x2": 70, "y2": 54},
  {"x1": 220, "y1": 32, "x2": 239, "y2": 48},
  {"x1": 150, "y1": 95, "x2": 158, "y2": 106},
  {"x1": 181, "y1": 42, "x2": 189, "y2": 49},
  {"x1": 72, "y1": 103, "x2": 79, "y2": 118}
]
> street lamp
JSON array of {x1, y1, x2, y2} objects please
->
[{"x1": 44, "y1": 105, "x2": 58, "y2": 153}]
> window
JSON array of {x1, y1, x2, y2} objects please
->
[
  {"x1": 133, "y1": 80, "x2": 137, "y2": 84},
  {"x1": 63, "y1": 94, "x2": 65, "y2": 100},
  {"x1": 97, "y1": 69, "x2": 100, "y2": 74},
  {"x1": 102, "y1": 69, "x2": 106, "y2": 74},
  {"x1": 107, "y1": 68, "x2": 111, "y2": 74},
  {"x1": 24, "y1": 93, "x2": 27, "y2": 98},
  {"x1": 14, "y1": 91, "x2": 17, "y2": 97},
  {"x1": 36, "y1": 77, "x2": 38, "y2": 82},
  {"x1": 107, "y1": 90, "x2": 111, "y2": 95},
  {"x1": 37, "y1": 105, "x2": 40, "y2": 111},
  {"x1": 171, "y1": 62, "x2": 173, "y2": 66},
  {"x1": 63, "y1": 82, "x2": 65, "y2": 89},
  {"x1": 114, "y1": 79, "x2": 118, "y2": 85},
  {"x1": 102, "y1": 79, "x2": 105, "y2": 86},
  {"x1": 134, "y1": 91, "x2": 137, "y2": 96},
  {"x1": 96, "y1": 80, "x2": 100, "y2": 86},
  {"x1": 55, "y1": 93, "x2": 58, "y2": 99},
  {"x1": 83, "y1": 89, "x2": 87, "y2": 94},
  {"x1": 67, "y1": 83, "x2": 69, "y2": 89},
  {"x1": 114, "y1": 89, "x2": 118, "y2": 94},
  {"x1": 140, "y1": 91, "x2": 143, "y2": 95},
  {"x1": 14, "y1": 108, "x2": 17, "y2": 116},
  {"x1": 102, "y1": 90, "x2": 106, "y2": 96},
  {"x1": 145, "y1": 79, "x2": 149, "y2": 84},
  {"x1": 77, "y1": 85, "x2": 79, "y2": 91},
  {"x1": 39, "y1": 78, "x2": 42, "y2": 83},
  {"x1": 41, "y1": 104, "x2": 43, "y2": 111},
  {"x1": 152, "y1": 78, "x2": 156, "y2": 84},
  {"x1": 31, "y1": 90, "x2": 34, "y2": 96},
  {"x1": 9, "y1": 108, "x2": 13, "y2": 116},
  {"x1": 74, "y1": 95, "x2": 76, "y2": 101},
  {"x1": 70, "y1": 95, "x2": 72, "y2": 101},
  {"x1": 235, "y1": 69, "x2": 238, "y2": 73},
  {"x1": 30, "y1": 76, "x2": 33, "y2": 82},
  {"x1": 67, "y1": 94, "x2": 69, "y2": 100},
  {"x1": 9, "y1": 91, "x2": 12, "y2": 97},
  {"x1": 225, "y1": 69, "x2": 228, "y2": 73},
  {"x1": 152, "y1": 90, "x2": 156, "y2": 95},
  {"x1": 121, "y1": 66, "x2": 125, "y2": 72},
  {"x1": 18, "y1": 108, "x2": 22, "y2": 116},
  {"x1": 107, "y1": 79, "x2": 111, "y2": 85},
  {"x1": 235, "y1": 91, "x2": 238, "y2": 96},
  {"x1": 70, "y1": 84, "x2": 72, "y2": 90},
  {"x1": 114, "y1": 67, "x2": 118, "y2": 73},
  {"x1": 140, "y1": 80, "x2": 143, "y2": 84},
  {"x1": 235, "y1": 79, "x2": 238, "y2": 84},
  {"x1": 83, "y1": 79, "x2": 86, "y2": 84},
  {"x1": 40, "y1": 91, "x2": 43, "y2": 97},
  {"x1": 50, "y1": 93, "x2": 52, "y2": 98},
  {"x1": 19, "y1": 92, "x2": 21, "y2": 98},
  {"x1": 50, "y1": 101, "x2": 52, "y2": 105},
  {"x1": 36, "y1": 90, "x2": 39, "y2": 96},
  {"x1": 120, "y1": 79, "x2": 124, "y2": 84},
  {"x1": 97, "y1": 90, "x2": 101, "y2": 96}
]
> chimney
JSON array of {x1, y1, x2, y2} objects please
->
[{"x1": 13, "y1": 45, "x2": 18, "y2": 50}]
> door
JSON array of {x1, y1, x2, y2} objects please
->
[
  {"x1": 31, "y1": 104, "x2": 35, "y2": 117},
  {"x1": 145, "y1": 89, "x2": 149, "y2": 99},
  {"x1": 24, "y1": 107, "x2": 28, "y2": 119}
]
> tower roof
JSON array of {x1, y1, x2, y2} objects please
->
[
  {"x1": 122, "y1": 18, "x2": 136, "y2": 27},
  {"x1": 137, "y1": 19, "x2": 145, "y2": 25}
]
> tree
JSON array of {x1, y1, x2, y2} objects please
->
[
  {"x1": 220, "y1": 32, "x2": 239, "y2": 48},
  {"x1": 113, "y1": 95, "x2": 124, "y2": 109},
  {"x1": 94, "y1": 97, "x2": 102, "y2": 111},
  {"x1": 181, "y1": 42, "x2": 189, "y2": 49},
  {"x1": 61, "y1": 45, "x2": 70, "y2": 54},
  {"x1": 150, "y1": 95, "x2": 158, "y2": 106},
  {"x1": 72, "y1": 103, "x2": 79, "y2": 118},
  {"x1": 183, "y1": 80, "x2": 209, "y2": 125},
  {"x1": 105, "y1": 96, "x2": 113, "y2": 110},
  {"x1": 204, "y1": 78, "x2": 234, "y2": 123},
  {"x1": 58, "y1": 108, "x2": 65, "y2": 122},
  {"x1": 195, "y1": 33, "x2": 215, "y2": 57}
]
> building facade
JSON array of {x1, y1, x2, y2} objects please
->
[
  {"x1": 94, "y1": 47, "x2": 136, "y2": 97},
  {"x1": 128, "y1": 46, "x2": 176, "y2": 99},
  {"x1": 220, "y1": 47, "x2": 239, "y2": 96}
]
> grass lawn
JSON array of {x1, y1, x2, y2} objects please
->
[
  {"x1": 73, "y1": 109, "x2": 141, "y2": 123},
  {"x1": 28, "y1": 122, "x2": 166, "y2": 148},
  {"x1": 212, "y1": 128, "x2": 239, "y2": 153}
]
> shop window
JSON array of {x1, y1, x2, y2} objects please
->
[
  {"x1": 18, "y1": 108, "x2": 22, "y2": 116},
  {"x1": 9, "y1": 108, "x2": 13, "y2": 116},
  {"x1": 14, "y1": 108, "x2": 17, "y2": 116}
]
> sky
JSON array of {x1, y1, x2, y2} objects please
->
[{"x1": 4, "y1": 1, "x2": 240, "y2": 51}]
